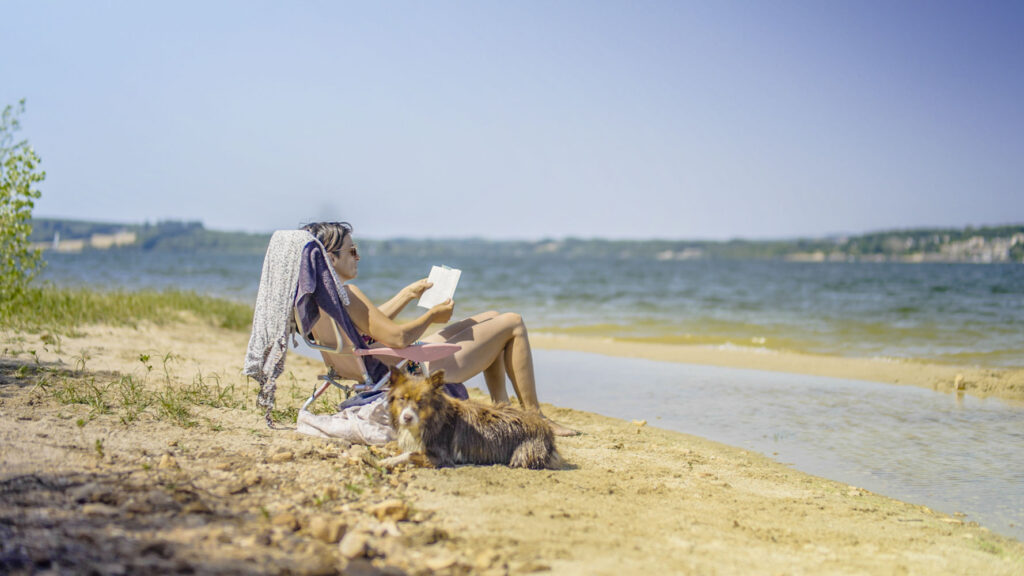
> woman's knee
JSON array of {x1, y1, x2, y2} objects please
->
[{"x1": 498, "y1": 312, "x2": 526, "y2": 335}]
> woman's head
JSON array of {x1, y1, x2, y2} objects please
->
[
  {"x1": 302, "y1": 221, "x2": 360, "y2": 281},
  {"x1": 301, "y1": 221, "x2": 353, "y2": 253}
]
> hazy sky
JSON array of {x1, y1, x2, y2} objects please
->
[{"x1": 3, "y1": 1, "x2": 1022, "y2": 240}]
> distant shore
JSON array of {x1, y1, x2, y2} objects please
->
[
  {"x1": 30, "y1": 217, "x2": 1024, "y2": 262},
  {"x1": 532, "y1": 333, "x2": 1024, "y2": 404}
]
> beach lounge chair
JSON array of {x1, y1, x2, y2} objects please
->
[
  {"x1": 243, "y1": 229, "x2": 459, "y2": 426},
  {"x1": 294, "y1": 307, "x2": 460, "y2": 412}
]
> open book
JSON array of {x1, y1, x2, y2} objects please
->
[{"x1": 417, "y1": 265, "x2": 462, "y2": 309}]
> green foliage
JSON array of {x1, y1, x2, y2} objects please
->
[
  {"x1": 3, "y1": 285, "x2": 254, "y2": 334},
  {"x1": 117, "y1": 374, "x2": 152, "y2": 423},
  {"x1": 1, "y1": 100, "x2": 46, "y2": 315},
  {"x1": 1011, "y1": 243, "x2": 1024, "y2": 263}
]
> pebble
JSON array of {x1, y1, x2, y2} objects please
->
[
  {"x1": 82, "y1": 503, "x2": 119, "y2": 516},
  {"x1": 207, "y1": 528, "x2": 233, "y2": 544},
  {"x1": 378, "y1": 521, "x2": 401, "y2": 537},
  {"x1": 271, "y1": 512, "x2": 300, "y2": 531},
  {"x1": 270, "y1": 451, "x2": 294, "y2": 463},
  {"x1": 347, "y1": 445, "x2": 370, "y2": 465},
  {"x1": 425, "y1": 553, "x2": 457, "y2": 571},
  {"x1": 68, "y1": 482, "x2": 103, "y2": 503},
  {"x1": 158, "y1": 454, "x2": 179, "y2": 469},
  {"x1": 370, "y1": 499, "x2": 409, "y2": 522},
  {"x1": 339, "y1": 532, "x2": 369, "y2": 559},
  {"x1": 226, "y1": 482, "x2": 248, "y2": 495},
  {"x1": 308, "y1": 516, "x2": 347, "y2": 543},
  {"x1": 183, "y1": 500, "x2": 211, "y2": 515},
  {"x1": 475, "y1": 550, "x2": 500, "y2": 570}
]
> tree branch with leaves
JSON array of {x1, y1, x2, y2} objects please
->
[{"x1": 1, "y1": 99, "x2": 46, "y2": 317}]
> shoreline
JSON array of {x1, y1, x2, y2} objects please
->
[
  {"x1": 2, "y1": 321, "x2": 1023, "y2": 573},
  {"x1": 532, "y1": 333, "x2": 1024, "y2": 404}
]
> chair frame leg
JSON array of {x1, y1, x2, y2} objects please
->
[{"x1": 300, "y1": 367, "x2": 355, "y2": 412}]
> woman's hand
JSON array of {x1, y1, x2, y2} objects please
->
[
  {"x1": 429, "y1": 299, "x2": 455, "y2": 324},
  {"x1": 403, "y1": 278, "x2": 433, "y2": 300}
]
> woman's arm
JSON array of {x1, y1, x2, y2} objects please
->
[
  {"x1": 377, "y1": 278, "x2": 433, "y2": 319},
  {"x1": 345, "y1": 284, "x2": 453, "y2": 348}
]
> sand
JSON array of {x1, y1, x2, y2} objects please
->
[
  {"x1": 2, "y1": 320, "x2": 1023, "y2": 575},
  {"x1": 531, "y1": 334, "x2": 1024, "y2": 404}
]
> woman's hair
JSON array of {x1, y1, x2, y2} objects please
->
[{"x1": 300, "y1": 221, "x2": 353, "y2": 253}]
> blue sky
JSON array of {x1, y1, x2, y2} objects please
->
[{"x1": 2, "y1": 1, "x2": 1022, "y2": 240}]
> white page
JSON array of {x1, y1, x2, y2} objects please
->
[{"x1": 418, "y1": 265, "x2": 461, "y2": 309}]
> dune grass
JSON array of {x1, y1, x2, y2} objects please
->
[
  {"x1": 6, "y1": 357, "x2": 251, "y2": 429},
  {"x1": 1, "y1": 285, "x2": 346, "y2": 428},
  {"x1": 1, "y1": 285, "x2": 253, "y2": 334}
]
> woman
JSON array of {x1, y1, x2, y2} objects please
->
[{"x1": 302, "y1": 221, "x2": 577, "y2": 436}]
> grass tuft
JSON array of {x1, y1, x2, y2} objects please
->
[
  {"x1": 1, "y1": 285, "x2": 253, "y2": 334},
  {"x1": 155, "y1": 387, "x2": 197, "y2": 428},
  {"x1": 20, "y1": 358, "x2": 250, "y2": 430}
]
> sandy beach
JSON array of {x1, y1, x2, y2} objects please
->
[{"x1": 2, "y1": 319, "x2": 1023, "y2": 574}]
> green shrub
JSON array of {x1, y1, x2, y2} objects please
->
[{"x1": 0, "y1": 100, "x2": 46, "y2": 317}]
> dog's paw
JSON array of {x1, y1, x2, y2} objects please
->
[{"x1": 380, "y1": 452, "x2": 432, "y2": 470}]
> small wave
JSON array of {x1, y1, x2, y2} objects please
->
[{"x1": 712, "y1": 342, "x2": 779, "y2": 355}]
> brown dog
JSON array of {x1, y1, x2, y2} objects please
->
[{"x1": 385, "y1": 367, "x2": 561, "y2": 469}]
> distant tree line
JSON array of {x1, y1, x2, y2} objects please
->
[{"x1": 28, "y1": 218, "x2": 1024, "y2": 262}]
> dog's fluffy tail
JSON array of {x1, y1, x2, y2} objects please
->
[{"x1": 509, "y1": 437, "x2": 564, "y2": 470}]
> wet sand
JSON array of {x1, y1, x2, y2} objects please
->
[
  {"x1": 532, "y1": 333, "x2": 1024, "y2": 404},
  {"x1": 2, "y1": 320, "x2": 1023, "y2": 574}
]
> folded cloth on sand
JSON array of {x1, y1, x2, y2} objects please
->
[{"x1": 296, "y1": 395, "x2": 395, "y2": 445}]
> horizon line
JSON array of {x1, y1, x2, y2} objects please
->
[{"x1": 31, "y1": 215, "x2": 1024, "y2": 244}]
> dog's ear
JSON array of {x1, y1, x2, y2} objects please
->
[
  {"x1": 389, "y1": 366, "x2": 407, "y2": 389},
  {"x1": 427, "y1": 370, "x2": 446, "y2": 389}
]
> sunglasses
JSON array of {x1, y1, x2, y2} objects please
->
[{"x1": 333, "y1": 245, "x2": 359, "y2": 258}]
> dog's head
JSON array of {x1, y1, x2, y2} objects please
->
[{"x1": 387, "y1": 367, "x2": 447, "y2": 430}]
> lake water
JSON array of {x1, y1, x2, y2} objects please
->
[
  {"x1": 37, "y1": 248, "x2": 1024, "y2": 540},
  {"x1": 531, "y1": 350, "x2": 1024, "y2": 541},
  {"x1": 39, "y1": 249, "x2": 1024, "y2": 367}
]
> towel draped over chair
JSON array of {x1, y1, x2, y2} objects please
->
[{"x1": 242, "y1": 230, "x2": 387, "y2": 426}]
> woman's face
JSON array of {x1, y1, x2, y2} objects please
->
[{"x1": 328, "y1": 235, "x2": 360, "y2": 282}]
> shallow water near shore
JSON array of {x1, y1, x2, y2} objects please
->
[{"x1": 522, "y1": 349, "x2": 1024, "y2": 541}]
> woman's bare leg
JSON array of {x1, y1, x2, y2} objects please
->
[
  {"x1": 482, "y1": 355, "x2": 509, "y2": 403},
  {"x1": 425, "y1": 312, "x2": 577, "y2": 436},
  {"x1": 425, "y1": 310, "x2": 500, "y2": 341},
  {"x1": 424, "y1": 311, "x2": 509, "y2": 402}
]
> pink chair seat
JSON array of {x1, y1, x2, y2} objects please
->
[{"x1": 353, "y1": 343, "x2": 461, "y2": 363}]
